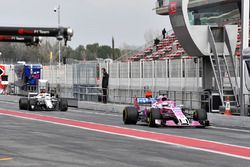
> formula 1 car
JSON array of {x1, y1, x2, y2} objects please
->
[
  {"x1": 123, "y1": 95, "x2": 209, "y2": 127},
  {"x1": 19, "y1": 92, "x2": 68, "y2": 111}
]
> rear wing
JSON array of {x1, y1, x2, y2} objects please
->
[
  {"x1": 134, "y1": 97, "x2": 156, "y2": 110},
  {"x1": 28, "y1": 92, "x2": 38, "y2": 98},
  {"x1": 136, "y1": 98, "x2": 156, "y2": 104}
]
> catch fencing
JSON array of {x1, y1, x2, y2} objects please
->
[
  {"x1": 26, "y1": 58, "x2": 203, "y2": 93},
  {"x1": 99, "y1": 59, "x2": 202, "y2": 92},
  {"x1": 3, "y1": 59, "x2": 203, "y2": 105},
  {"x1": 38, "y1": 59, "x2": 204, "y2": 109},
  {"x1": 4, "y1": 58, "x2": 243, "y2": 110}
]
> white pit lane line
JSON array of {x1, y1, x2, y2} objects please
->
[
  {"x1": 71, "y1": 108, "x2": 250, "y2": 133},
  {"x1": 209, "y1": 126, "x2": 250, "y2": 133},
  {"x1": 70, "y1": 108, "x2": 120, "y2": 117}
]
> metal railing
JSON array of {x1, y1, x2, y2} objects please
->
[
  {"x1": 10, "y1": 84, "x2": 74, "y2": 98},
  {"x1": 72, "y1": 85, "x2": 109, "y2": 103},
  {"x1": 72, "y1": 86, "x2": 208, "y2": 110},
  {"x1": 109, "y1": 88, "x2": 207, "y2": 110}
]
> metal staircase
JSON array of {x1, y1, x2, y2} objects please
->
[{"x1": 208, "y1": 27, "x2": 239, "y2": 107}]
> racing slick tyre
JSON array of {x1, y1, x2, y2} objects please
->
[
  {"x1": 148, "y1": 108, "x2": 161, "y2": 127},
  {"x1": 193, "y1": 109, "x2": 209, "y2": 127},
  {"x1": 193, "y1": 109, "x2": 207, "y2": 121},
  {"x1": 19, "y1": 98, "x2": 28, "y2": 110},
  {"x1": 59, "y1": 98, "x2": 68, "y2": 112},
  {"x1": 123, "y1": 106, "x2": 138, "y2": 125},
  {"x1": 28, "y1": 99, "x2": 37, "y2": 111}
]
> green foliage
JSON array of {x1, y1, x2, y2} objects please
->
[
  {"x1": 98, "y1": 45, "x2": 112, "y2": 59},
  {"x1": 114, "y1": 48, "x2": 121, "y2": 60},
  {"x1": 86, "y1": 43, "x2": 99, "y2": 60},
  {"x1": 0, "y1": 41, "x2": 121, "y2": 64}
]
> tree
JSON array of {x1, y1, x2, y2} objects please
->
[
  {"x1": 86, "y1": 43, "x2": 99, "y2": 60},
  {"x1": 73, "y1": 45, "x2": 85, "y2": 60},
  {"x1": 98, "y1": 45, "x2": 112, "y2": 59},
  {"x1": 61, "y1": 46, "x2": 74, "y2": 59},
  {"x1": 0, "y1": 40, "x2": 122, "y2": 64}
]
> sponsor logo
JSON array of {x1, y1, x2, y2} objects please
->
[
  {"x1": 169, "y1": 2, "x2": 177, "y2": 15},
  {"x1": 0, "y1": 65, "x2": 5, "y2": 77},
  {"x1": 18, "y1": 29, "x2": 34, "y2": 35},
  {"x1": 0, "y1": 68, "x2": 3, "y2": 76},
  {"x1": 15, "y1": 37, "x2": 25, "y2": 41},
  {"x1": 0, "y1": 36, "x2": 11, "y2": 41},
  {"x1": 34, "y1": 30, "x2": 50, "y2": 35}
]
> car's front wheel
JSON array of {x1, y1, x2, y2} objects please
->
[
  {"x1": 123, "y1": 106, "x2": 138, "y2": 125},
  {"x1": 193, "y1": 109, "x2": 209, "y2": 127},
  {"x1": 59, "y1": 98, "x2": 68, "y2": 111},
  {"x1": 19, "y1": 98, "x2": 28, "y2": 110},
  {"x1": 148, "y1": 108, "x2": 161, "y2": 127}
]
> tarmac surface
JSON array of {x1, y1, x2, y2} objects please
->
[
  {"x1": 0, "y1": 95, "x2": 249, "y2": 166},
  {"x1": 1, "y1": 95, "x2": 250, "y2": 130}
]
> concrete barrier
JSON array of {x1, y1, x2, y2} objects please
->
[
  {"x1": 61, "y1": 98, "x2": 78, "y2": 108},
  {"x1": 0, "y1": 95, "x2": 19, "y2": 103},
  {"x1": 78, "y1": 101, "x2": 125, "y2": 113},
  {"x1": 208, "y1": 113, "x2": 250, "y2": 129}
]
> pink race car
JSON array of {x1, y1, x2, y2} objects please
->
[{"x1": 123, "y1": 95, "x2": 209, "y2": 127}]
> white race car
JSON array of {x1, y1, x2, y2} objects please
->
[{"x1": 19, "y1": 92, "x2": 68, "y2": 111}]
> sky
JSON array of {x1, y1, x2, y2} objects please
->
[{"x1": 0, "y1": 0, "x2": 172, "y2": 49}]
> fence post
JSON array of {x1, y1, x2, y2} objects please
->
[
  {"x1": 64, "y1": 64, "x2": 67, "y2": 85},
  {"x1": 152, "y1": 61, "x2": 155, "y2": 94},
  {"x1": 140, "y1": 59, "x2": 142, "y2": 91},
  {"x1": 174, "y1": 91, "x2": 176, "y2": 101},
  {"x1": 190, "y1": 92, "x2": 193, "y2": 110},
  {"x1": 78, "y1": 85, "x2": 80, "y2": 101},
  {"x1": 169, "y1": 59, "x2": 171, "y2": 90},
  {"x1": 119, "y1": 89, "x2": 121, "y2": 104},
  {"x1": 128, "y1": 62, "x2": 130, "y2": 89}
]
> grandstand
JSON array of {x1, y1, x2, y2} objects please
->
[
  {"x1": 126, "y1": 23, "x2": 248, "y2": 62},
  {"x1": 127, "y1": 31, "x2": 188, "y2": 61}
]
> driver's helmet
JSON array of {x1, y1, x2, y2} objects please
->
[
  {"x1": 156, "y1": 95, "x2": 168, "y2": 101},
  {"x1": 40, "y1": 89, "x2": 46, "y2": 93},
  {"x1": 162, "y1": 96, "x2": 168, "y2": 101}
]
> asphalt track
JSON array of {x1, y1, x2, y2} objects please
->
[{"x1": 0, "y1": 100, "x2": 250, "y2": 167}]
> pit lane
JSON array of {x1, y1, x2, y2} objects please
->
[{"x1": 0, "y1": 101, "x2": 249, "y2": 166}]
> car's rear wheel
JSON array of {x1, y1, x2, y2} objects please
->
[
  {"x1": 193, "y1": 109, "x2": 208, "y2": 127},
  {"x1": 59, "y1": 98, "x2": 68, "y2": 111},
  {"x1": 193, "y1": 109, "x2": 207, "y2": 121},
  {"x1": 123, "y1": 106, "x2": 138, "y2": 124},
  {"x1": 19, "y1": 98, "x2": 28, "y2": 110},
  {"x1": 148, "y1": 108, "x2": 161, "y2": 127}
]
